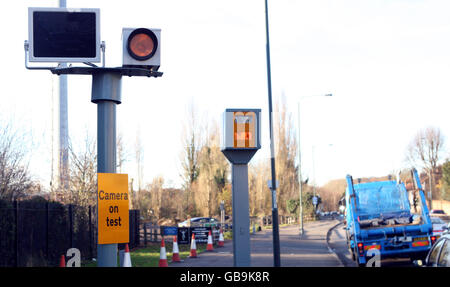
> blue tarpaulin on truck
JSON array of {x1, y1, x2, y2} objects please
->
[{"x1": 354, "y1": 180, "x2": 410, "y2": 220}]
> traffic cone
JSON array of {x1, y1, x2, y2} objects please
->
[
  {"x1": 206, "y1": 230, "x2": 214, "y2": 251},
  {"x1": 218, "y1": 228, "x2": 225, "y2": 247},
  {"x1": 59, "y1": 255, "x2": 65, "y2": 267},
  {"x1": 172, "y1": 235, "x2": 181, "y2": 262},
  {"x1": 189, "y1": 233, "x2": 197, "y2": 258},
  {"x1": 159, "y1": 237, "x2": 168, "y2": 267},
  {"x1": 122, "y1": 244, "x2": 132, "y2": 267}
]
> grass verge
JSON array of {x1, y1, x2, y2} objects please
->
[{"x1": 82, "y1": 242, "x2": 209, "y2": 267}]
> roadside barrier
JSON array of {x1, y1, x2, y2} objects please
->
[
  {"x1": 189, "y1": 233, "x2": 197, "y2": 258},
  {"x1": 172, "y1": 235, "x2": 181, "y2": 262},
  {"x1": 159, "y1": 238, "x2": 168, "y2": 267}
]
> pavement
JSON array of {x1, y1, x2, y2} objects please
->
[
  {"x1": 326, "y1": 220, "x2": 355, "y2": 267},
  {"x1": 169, "y1": 219, "x2": 343, "y2": 267}
]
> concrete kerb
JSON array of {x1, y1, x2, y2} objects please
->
[{"x1": 326, "y1": 221, "x2": 345, "y2": 267}]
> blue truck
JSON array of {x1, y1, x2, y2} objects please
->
[{"x1": 345, "y1": 169, "x2": 435, "y2": 266}]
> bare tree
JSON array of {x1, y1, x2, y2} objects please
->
[
  {"x1": 67, "y1": 132, "x2": 97, "y2": 207},
  {"x1": 180, "y1": 100, "x2": 201, "y2": 189},
  {"x1": 194, "y1": 121, "x2": 228, "y2": 217},
  {"x1": 117, "y1": 132, "x2": 129, "y2": 174},
  {"x1": 407, "y1": 127, "x2": 444, "y2": 171},
  {"x1": 0, "y1": 123, "x2": 34, "y2": 201},
  {"x1": 249, "y1": 160, "x2": 271, "y2": 216},
  {"x1": 319, "y1": 179, "x2": 347, "y2": 211},
  {"x1": 406, "y1": 126, "x2": 445, "y2": 207},
  {"x1": 179, "y1": 100, "x2": 201, "y2": 217},
  {"x1": 148, "y1": 176, "x2": 164, "y2": 220},
  {"x1": 274, "y1": 98, "x2": 298, "y2": 216},
  {"x1": 135, "y1": 128, "x2": 144, "y2": 192}
]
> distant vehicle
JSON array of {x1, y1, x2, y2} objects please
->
[
  {"x1": 430, "y1": 209, "x2": 447, "y2": 216},
  {"x1": 416, "y1": 233, "x2": 450, "y2": 267},
  {"x1": 431, "y1": 217, "x2": 448, "y2": 238},
  {"x1": 177, "y1": 219, "x2": 191, "y2": 227},
  {"x1": 177, "y1": 217, "x2": 220, "y2": 228}
]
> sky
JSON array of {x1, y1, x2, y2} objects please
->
[{"x1": 1, "y1": 0, "x2": 450, "y2": 190}]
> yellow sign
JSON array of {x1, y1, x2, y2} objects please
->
[
  {"x1": 233, "y1": 111, "x2": 256, "y2": 148},
  {"x1": 97, "y1": 173, "x2": 129, "y2": 244}
]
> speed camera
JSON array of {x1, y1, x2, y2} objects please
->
[
  {"x1": 221, "y1": 109, "x2": 261, "y2": 151},
  {"x1": 122, "y1": 28, "x2": 161, "y2": 70}
]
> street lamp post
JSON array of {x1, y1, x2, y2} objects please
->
[
  {"x1": 264, "y1": 0, "x2": 281, "y2": 267},
  {"x1": 297, "y1": 94, "x2": 332, "y2": 236},
  {"x1": 312, "y1": 145, "x2": 316, "y2": 199}
]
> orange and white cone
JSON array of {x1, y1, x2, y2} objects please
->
[
  {"x1": 206, "y1": 230, "x2": 214, "y2": 251},
  {"x1": 218, "y1": 228, "x2": 224, "y2": 247},
  {"x1": 59, "y1": 255, "x2": 66, "y2": 267},
  {"x1": 172, "y1": 235, "x2": 181, "y2": 262},
  {"x1": 122, "y1": 244, "x2": 132, "y2": 267},
  {"x1": 159, "y1": 237, "x2": 168, "y2": 267},
  {"x1": 189, "y1": 233, "x2": 197, "y2": 258}
]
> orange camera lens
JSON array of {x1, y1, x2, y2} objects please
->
[
  {"x1": 127, "y1": 28, "x2": 158, "y2": 61},
  {"x1": 129, "y1": 33, "x2": 154, "y2": 57}
]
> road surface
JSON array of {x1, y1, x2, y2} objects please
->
[{"x1": 170, "y1": 219, "x2": 342, "y2": 267}]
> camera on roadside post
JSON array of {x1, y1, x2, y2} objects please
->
[{"x1": 122, "y1": 28, "x2": 161, "y2": 71}]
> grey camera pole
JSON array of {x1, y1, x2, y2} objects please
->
[
  {"x1": 57, "y1": 0, "x2": 69, "y2": 192},
  {"x1": 92, "y1": 72, "x2": 122, "y2": 267},
  {"x1": 222, "y1": 150, "x2": 258, "y2": 267},
  {"x1": 231, "y1": 163, "x2": 251, "y2": 266},
  {"x1": 221, "y1": 109, "x2": 261, "y2": 266}
]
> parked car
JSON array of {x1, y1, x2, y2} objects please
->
[
  {"x1": 177, "y1": 217, "x2": 220, "y2": 228},
  {"x1": 416, "y1": 233, "x2": 450, "y2": 267},
  {"x1": 430, "y1": 209, "x2": 447, "y2": 216},
  {"x1": 431, "y1": 217, "x2": 448, "y2": 239}
]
